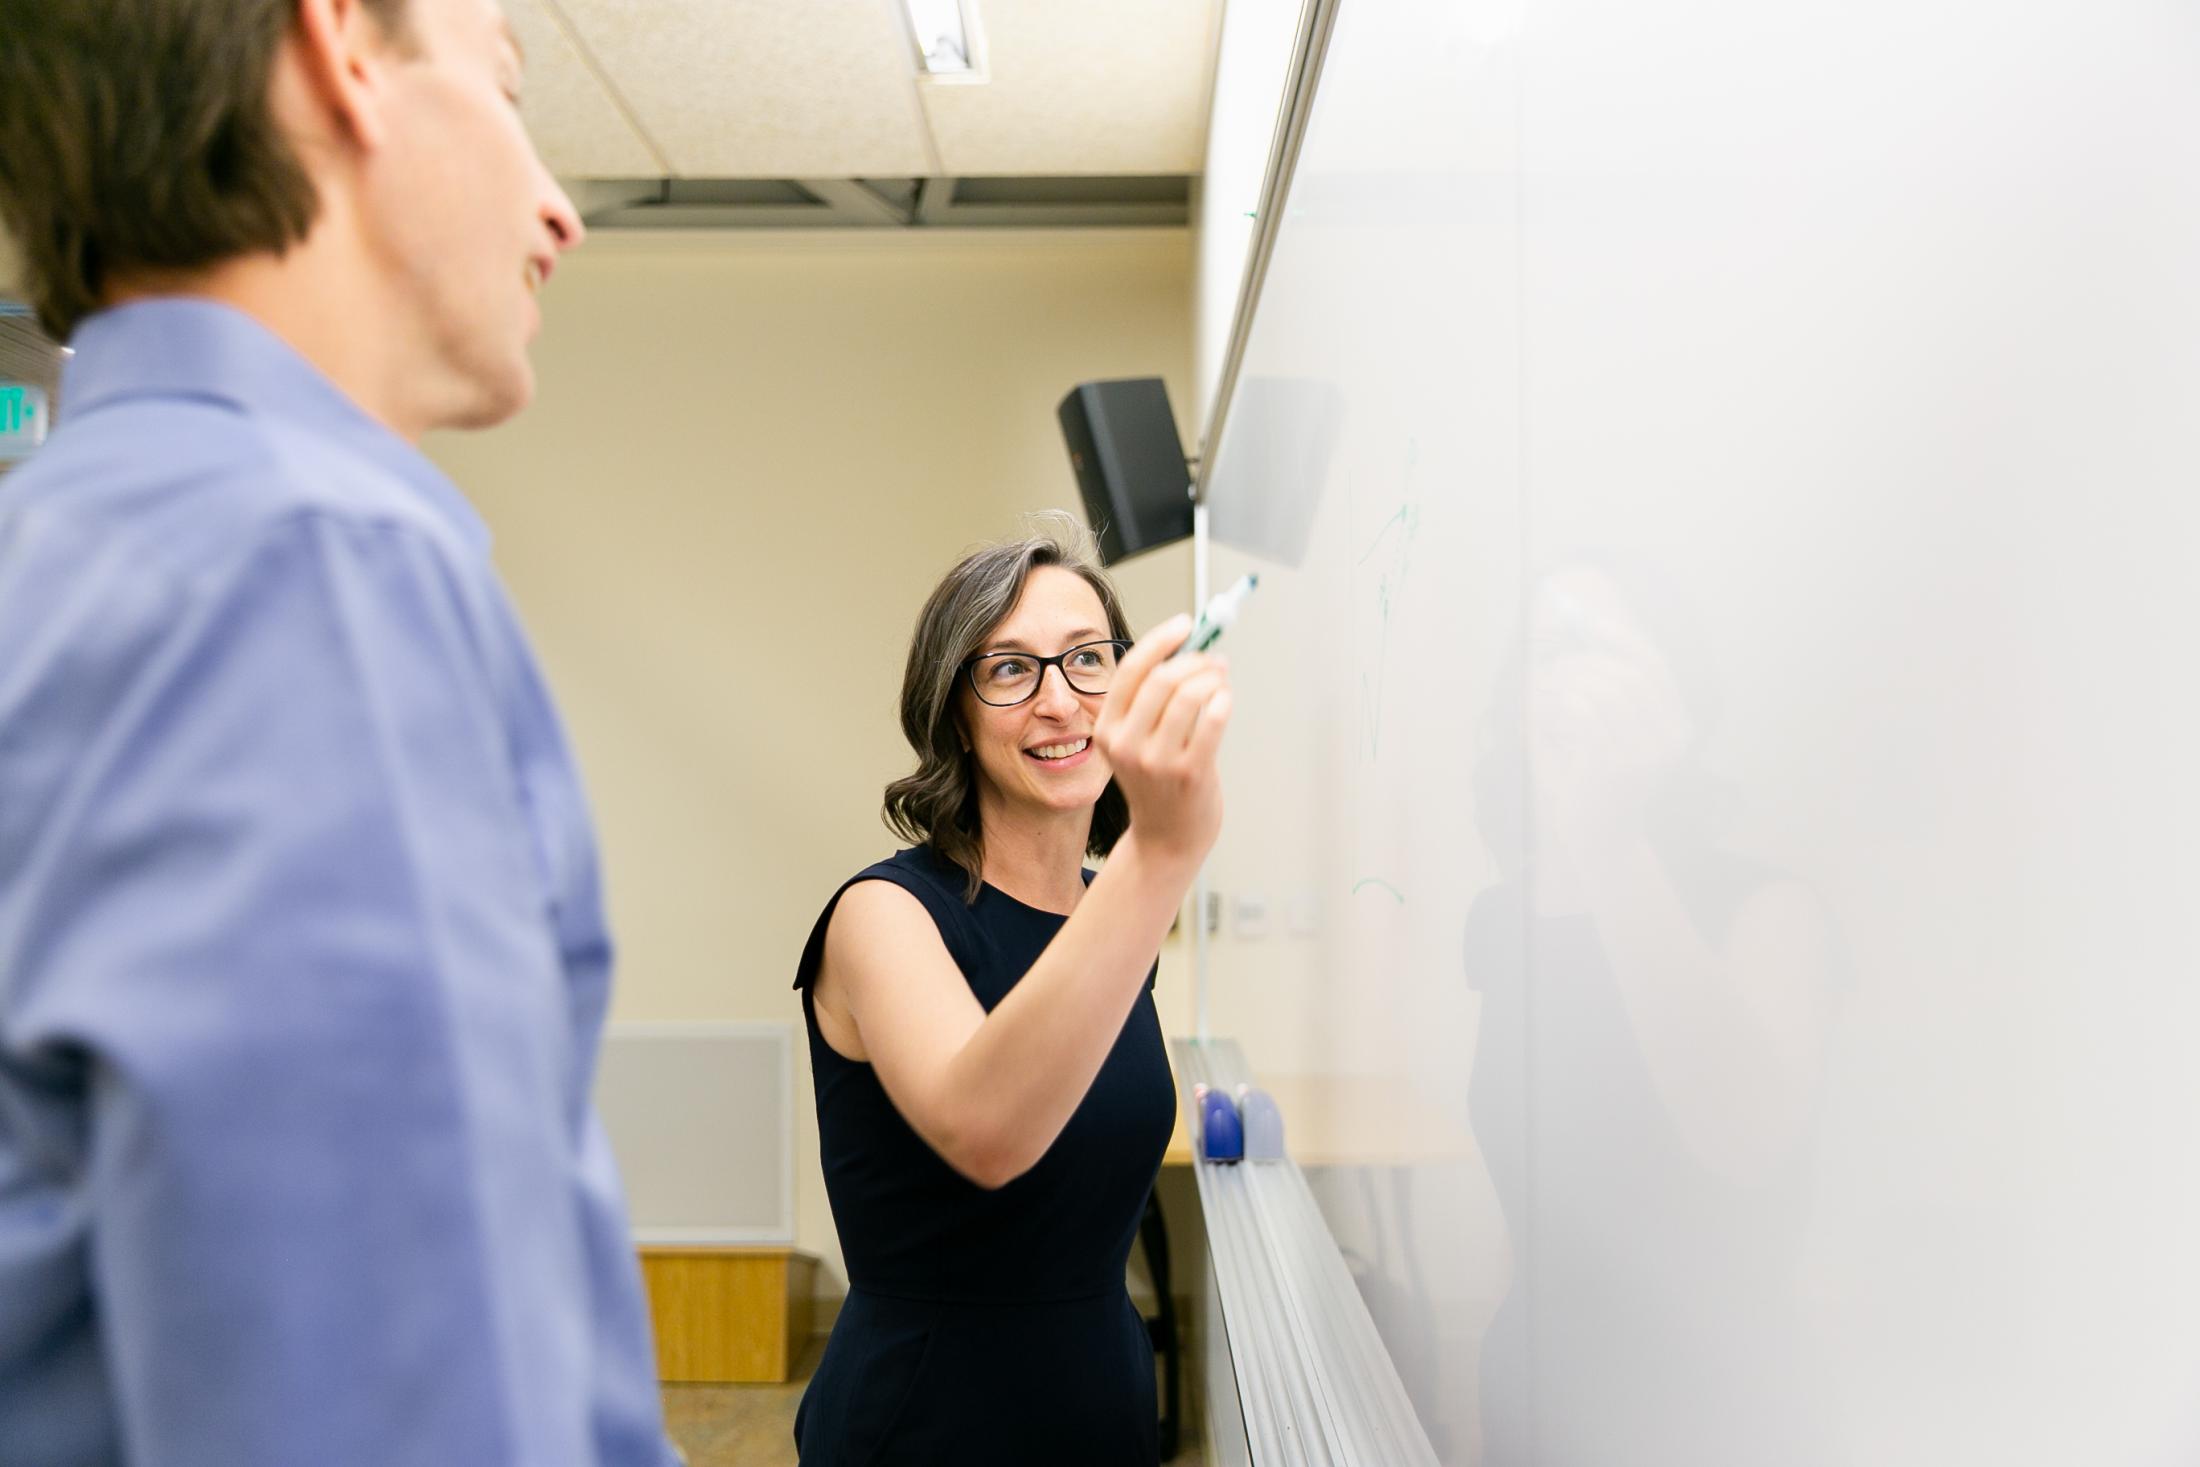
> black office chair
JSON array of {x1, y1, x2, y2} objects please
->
[{"x1": 1137, "y1": 1191, "x2": 1181, "y2": 1460}]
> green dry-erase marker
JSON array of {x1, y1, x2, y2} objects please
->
[{"x1": 1174, "y1": 573, "x2": 1259, "y2": 657}]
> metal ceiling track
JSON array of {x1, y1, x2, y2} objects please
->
[{"x1": 568, "y1": 175, "x2": 1190, "y2": 231}]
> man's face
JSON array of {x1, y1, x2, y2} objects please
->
[{"x1": 362, "y1": 0, "x2": 582, "y2": 432}]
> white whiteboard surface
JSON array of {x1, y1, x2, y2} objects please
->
[
  {"x1": 593, "y1": 1022, "x2": 794, "y2": 1245},
  {"x1": 1200, "y1": 1, "x2": 2200, "y2": 1462}
]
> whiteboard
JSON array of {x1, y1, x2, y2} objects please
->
[{"x1": 1198, "y1": 1, "x2": 2200, "y2": 1462}]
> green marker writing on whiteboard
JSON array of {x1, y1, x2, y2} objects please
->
[{"x1": 1174, "y1": 573, "x2": 1259, "y2": 657}]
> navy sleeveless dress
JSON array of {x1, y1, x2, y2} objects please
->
[{"x1": 791, "y1": 844, "x2": 1175, "y2": 1467}]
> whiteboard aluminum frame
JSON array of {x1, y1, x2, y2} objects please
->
[
  {"x1": 601, "y1": 1020, "x2": 797, "y2": 1246},
  {"x1": 1193, "y1": 0, "x2": 1344, "y2": 504},
  {"x1": 1186, "y1": 0, "x2": 1342, "y2": 1041}
]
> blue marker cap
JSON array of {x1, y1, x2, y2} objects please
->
[
  {"x1": 1236, "y1": 1085, "x2": 1284, "y2": 1160},
  {"x1": 1195, "y1": 1083, "x2": 1243, "y2": 1164}
]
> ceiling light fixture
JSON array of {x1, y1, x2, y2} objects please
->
[{"x1": 903, "y1": 0, "x2": 982, "y2": 77}]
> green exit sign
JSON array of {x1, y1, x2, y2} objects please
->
[{"x1": 0, "y1": 382, "x2": 49, "y2": 460}]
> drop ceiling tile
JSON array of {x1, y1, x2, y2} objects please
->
[
  {"x1": 509, "y1": 0, "x2": 665, "y2": 176},
  {"x1": 920, "y1": 0, "x2": 1224, "y2": 175},
  {"x1": 551, "y1": 0, "x2": 937, "y2": 177}
]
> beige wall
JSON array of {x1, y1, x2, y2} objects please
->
[{"x1": 426, "y1": 228, "x2": 1196, "y2": 1295}]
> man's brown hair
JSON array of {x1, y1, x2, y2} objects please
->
[{"x1": 0, "y1": 0, "x2": 412, "y2": 340}]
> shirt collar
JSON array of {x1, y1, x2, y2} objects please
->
[{"x1": 60, "y1": 297, "x2": 491, "y2": 554}]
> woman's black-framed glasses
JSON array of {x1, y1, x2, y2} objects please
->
[{"x1": 963, "y1": 640, "x2": 1131, "y2": 707}]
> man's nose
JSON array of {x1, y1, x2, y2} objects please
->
[{"x1": 542, "y1": 178, "x2": 586, "y2": 255}]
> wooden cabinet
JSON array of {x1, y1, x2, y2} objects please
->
[{"x1": 638, "y1": 1246, "x2": 817, "y2": 1384}]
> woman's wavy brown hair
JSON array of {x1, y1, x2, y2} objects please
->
[{"x1": 885, "y1": 513, "x2": 1135, "y2": 902}]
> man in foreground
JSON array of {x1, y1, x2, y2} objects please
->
[{"x1": 0, "y1": 0, "x2": 679, "y2": 1461}]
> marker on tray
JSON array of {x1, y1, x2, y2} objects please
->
[
  {"x1": 1194, "y1": 1083, "x2": 1244, "y2": 1163},
  {"x1": 1236, "y1": 1085, "x2": 1284, "y2": 1161}
]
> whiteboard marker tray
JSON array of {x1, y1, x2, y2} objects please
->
[{"x1": 1175, "y1": 1038, "x2": 1438, "y2": 1467}]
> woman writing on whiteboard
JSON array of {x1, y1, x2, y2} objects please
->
[{"x1": 791, "y1": 516, "x2": 1231, "y2": 1466}]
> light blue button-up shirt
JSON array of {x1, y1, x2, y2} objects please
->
[{"x1": 0, "y1": 301, "x2": 676, "y2": 1467}]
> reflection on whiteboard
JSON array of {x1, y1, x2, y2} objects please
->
[
  {"x1": 1197, "y1": 0, "x2": 2200, "y2": 1459},
  {"x1": 1355, "y1": 497, "x2": 1420, "y2": 763},
  {"x1": 1207, "y1": 374, "x2": 1343, "y2": 567}
]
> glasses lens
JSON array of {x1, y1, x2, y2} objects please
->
[
  {"x1": 968, "y1": 643, "x2": 1125, "y2": 704},
  {"x1": 1060, "y1": 641, "x2": 1124, "y2": 695},
  {"x1": 971, "y1": 654, "x2": 1039, "y2": 705}
]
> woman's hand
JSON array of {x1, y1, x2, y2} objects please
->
[
  {"x1": 1092, "y1": 613, "x2": 1235, "y2": 875},
  {"x1": 1530, "y1": 591, "x2": 1692, "y2": 855}
]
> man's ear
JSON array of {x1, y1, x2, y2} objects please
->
[{"x1": 290, "y1": 0, "x2": 403, "y2": 151}]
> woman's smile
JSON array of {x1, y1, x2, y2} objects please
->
[{"x1": 1025, "y1": 736, "x2": 1093, "y2": 768}]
